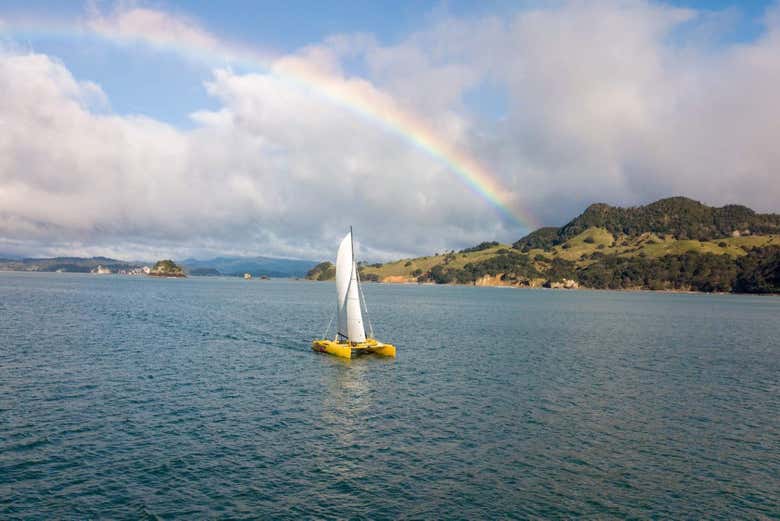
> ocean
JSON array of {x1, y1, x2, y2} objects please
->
[{"x1": 1, "y1": 272, "x2": 778, "y2": 519}]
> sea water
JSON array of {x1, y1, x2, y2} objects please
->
[{"x1": 1, "y1": 272, "x2": 778, "y2": 519}]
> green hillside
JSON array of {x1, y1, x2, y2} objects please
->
[
  {"x1": 306, "y1": 261, "x2": 336, "y2": 281},
  {"x1": 309, "y1": 197, "x2": 780, "y2": 294},
  {"x1": 149, "y1": 259, "x2": 186, "y2": 277},
  {"x1": 515, "y1": 196, "x2": 780, "y2": 249}
]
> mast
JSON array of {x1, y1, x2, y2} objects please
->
[
  {"x1": 349, "y1": 225, "x2": 368, "y2": 340},
  {"x1": 350, "y1": 225, "x2": 354, "y2": 264}
]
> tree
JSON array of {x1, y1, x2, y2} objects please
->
[{"x1": 735, "y1": 246, "x2": 780, "y2": 293}]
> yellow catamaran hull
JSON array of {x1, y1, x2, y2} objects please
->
[{"x1": 312, "y1": 338, "x2": 396, "y2": 359}]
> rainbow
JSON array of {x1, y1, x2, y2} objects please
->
[{"x1": 1, "y1": 9, "x2": 539, "y2": 230}]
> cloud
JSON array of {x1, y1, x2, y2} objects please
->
[
  {"x1": 2, "y1": 1, "x2": 780, "y2": 261},
  {"x1": 85, "y1": 3, "x2": 221, "y2": 53},
  {"x1": 366, "y1": 0, "x2": 780, "y2": 225},
  {"x1": 491, "y1": 0, "x2": 780, "y2": 222},
  {"x1": 0, "y1": 48, "x2": 496, "y2": 260}
]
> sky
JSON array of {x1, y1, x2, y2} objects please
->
[{"x1": 1, "y1": 0, "x2": 779, "y2": 261}]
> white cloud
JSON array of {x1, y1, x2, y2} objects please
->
[
  {"x1": 2, "y1": 1, "x2": 780, "y2": 261},
  {"x1": 85, "y1": 4, "x2": 221, "y2": 53},
  {"x1": 371, "y1": 0, "x2": 780, "y2": 225},
  {"x1": 0, "y1": 48, "x2": 496, "y2": 260}
]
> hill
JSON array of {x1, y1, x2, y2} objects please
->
[
  {"x1": 306, "y1": 261, "x2": 336, "y2": 281},
  {"x1": 0, "y1": 254, "x2": 318, "y2": 278},
  {"x1": 182, "y1": 256, "x2": 316, "y2": 278},
  {"x1": 149, "y1": 259, "x2": 186, "y2": 277},
  {"x1": 514, "y1": 197, "x2": 780, "y2": 250},
  {"x1": 0, "y1": 256, "x2": 143, "y2": 273},
  {"x1": 188, "y1": 267, "x2": 221, "y2": 276},
  {"x1": 310, "y1": 197, "x2": 780, "y2": 294}
]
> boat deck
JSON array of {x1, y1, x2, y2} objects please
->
[{"x1": 312, "y1": 338, "x2": 396, "y2": 359}]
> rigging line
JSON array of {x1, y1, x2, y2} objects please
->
[
  {"x1": 348, "y1": 224, "x2": 372, "y2": 338},
  {"x1": 356, "y1": 267, "x2": 374, "y2": 339},
  {"x1": 322, "y1": 312, "x2": 334, "y2": 340}
]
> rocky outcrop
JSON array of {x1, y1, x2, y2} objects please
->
[
  {"x1": 148, "y1": 259, "x2": 186, "y2": 277},
  {"x1": 545, "y1": 278, "x2": 579, "y2": 289},
  {"x1": 381, "y1": 275, "x2": 416, "y2": 283},
  {"x1": 474, "y1": 274, "x2": 510, "y2": 287}
]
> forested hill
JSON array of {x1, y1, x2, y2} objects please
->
[
  {"x1": 0, "y1": 256, "x2": 142, "y2": 273},
  {"x1": 311, "y1": 197, "x2": 780, "y2": 294},
  {"x1": 514, "y1": 197, "x2": 780, "y2": 251}
]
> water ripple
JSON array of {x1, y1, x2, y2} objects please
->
[{"x1": 1, "y1": 273, "x2": 779, "y2": 519}]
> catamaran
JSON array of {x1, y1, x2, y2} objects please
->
[{"x1": 312, "y1": 228, "x2": 396, "y2": 359}]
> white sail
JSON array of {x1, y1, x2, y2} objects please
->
[{"x1": 335, "y1": 231, "x2": 366, "y2": 343}]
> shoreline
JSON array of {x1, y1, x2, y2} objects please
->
[
  {"x1": 1, "y1": 270, "x2": 775, "y2": 296},
  {"x1": 307, "y1": 276, "x2": 778, "y2": 296}
]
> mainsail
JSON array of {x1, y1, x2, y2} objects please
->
[{"x1": 335, "y1": 230, "x2": 366, "y2": 343}]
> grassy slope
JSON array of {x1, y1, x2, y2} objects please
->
[
  {"x1": 362, "y1": 245, "x2": 513, "y2": 280},
  {"x1": 359, "y1": 229, "x2": 780, "y2": 282}
]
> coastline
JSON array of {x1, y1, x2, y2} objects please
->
[
  {"x1": 2, "y1": 270, "x2": 774, "y2": 295},
  {"x1": 309, "y1": 276, "x2": 777, "y2": 296}
]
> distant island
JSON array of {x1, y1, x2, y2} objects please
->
[
  {"x1": 148, "y1": 259, "x2": 186, "y2": 277},
  {"x1": 0, "y1": 256, "x2": 146, "y2": 274},
  {"x1": 306, "y1": 261, "x2": 336, "y2": 281},
  {"x1": 0, "y1": 255, "x2": 317, "y2": 278},
  {"x1": 308, "y1": 197, "x2": 780, "y2": 294},
  {"x1": 180, "y1": 256, "x2": 316, "y2": 278},
  {"x1": 188, "y1": 267, "x2": 221, "y2": 276}
]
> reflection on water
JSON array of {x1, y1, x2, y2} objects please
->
[{"x1": 321, "y1": 358, "x2": 373, "y2": 443}]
